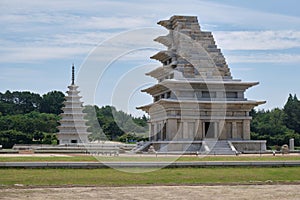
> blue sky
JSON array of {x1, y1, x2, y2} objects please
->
[{"x1": 1, "y1": 0, "x2": 300, "y2": 116}]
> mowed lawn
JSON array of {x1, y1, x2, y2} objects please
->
[{"x1": 0, "y1": 167, "x2": 300, "y2": 186}]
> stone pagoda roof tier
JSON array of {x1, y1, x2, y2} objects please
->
[
  {"x1": 61, "y1": 110, "x2": 86, "y2": 115},
  {"x1": 157, "y1": 15, "x2": 199, "y2": 30},
  {"x1": 141, "y1": 79, "x2": 259, "y2": 95},
  {"x1": 150, "y1": 51, "x2": 174, "y2": 63},
  {"x1": 61, "y1": 107, "x2": 85, "y2": 111},
  {"x1": 67, "y1": 85, "x2": 79, "y2": 89},
  {"x1": 65, "y1": 94, "x2": 82, "y2": 98},
  {"x1": 63, "y1": 102, "x2": 83, "y2": 106},
  {"x1": 145, "y1": 65, "x2": 175, "y2": 79},
  {"x1": 58, "y1": 122, "x2": 88, "y2": 126},
  {"x1": 154, "y1": 35, "x2": 172, "y2": 48},
  {"x1": 137, "y1": 99, "x2": 266, "y2": 113}
]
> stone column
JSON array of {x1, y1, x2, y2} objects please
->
[
  {"x1": 159, "y1": 122, "x2": 163, "y2": 141},
  {"x1": 153, "y1": 123, "x2": 158, "y2": 141},
  {"x1": 243, "y1": 120, "x2": 251, "y2": 140},
  {"x1": 232, "y1": 122, "x2": 237, "y2": 139},
  {"x1": 202, "y1": 122, "x2": 206, "y2": 139},
  {"x1": 218, "y1": 120, "x2": 225, "y2": 140},
  {"x1": 176, "y1": 122, "x2": 183, "y2": 140},
  {"x1": 214, "y1": 122, "x2": 219, "y2": 138},
  {"x1": 167, "y1": 119, "x2": 177, "y2": 141},
  {"x1": 149, "y1": 124, "x2": 152, "y2": 141},
  {"x1": 183, "y1": 121, "x2": 189, "y2": 140},
  {"x1": 290, "y1": 138, "x2": 295, "y2": 151},
  {"x1": 195, "y1": 120, "x2": 202, "y2": 140}
]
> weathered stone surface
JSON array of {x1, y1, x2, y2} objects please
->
[
  {"x1": 152, "y1": 15, "x2": 231, "y2": 79},
  {"x1": 137, "y1": 15, "x2": 266, "y2": 154}
]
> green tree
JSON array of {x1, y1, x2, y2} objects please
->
[
  {"x1": 117, "y1": 132, "x2": 148, "y2": 143},
  {"x1": 40, "y1": 91, "x2": 65, "y2": 115},
  {"x1": 132, "y1": 115, "x2": 148, "y2": 127},
  {"x1": 283, "y1": 94, "x2": 300, "y2": 133},
  {"x1": 251, "y1": 106, "x2": 300, "y2": 146},
  {"x1": 42, "y1": 134, "x2": 53, "y2": 144},
  {"x1": 102, "y1": 121, "x2": 125, "y2": 140},
  {"x1": 0, "y1": 112, "x2": 59, "y2": 134},
  {"x1": 33, "y1": 131, "x2": 44, "y2": 141},
  {"x1": 84, "y1": 105, "x2": 108, "y2": 142},
  {"x1": 83, "y1": 105, "x2": 148, "y2": 141},
  {"x1": 0, "y1": 130, "x2": 33, "y2": 148},
  {"x1": 0, "y1": 91, "x2": 42, "y2": 115}
]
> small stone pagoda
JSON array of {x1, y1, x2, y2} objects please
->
[
  {"x1": 137, "y1": 16, "x2": 266, "y2": 154},
  {"x1": 57, "y1": 65, "x2": 89, "y2": 145}
]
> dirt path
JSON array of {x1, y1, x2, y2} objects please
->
[{"x1": 1, "y1": 185, "x2": 299, "y2": 200}]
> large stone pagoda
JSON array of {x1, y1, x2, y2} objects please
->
[
  {"x1": 137, "y1": 15, "x2": 266, "y2": 154},
  {"x1": 57, "y1": 65, "x2": 89, "y2": 145}
]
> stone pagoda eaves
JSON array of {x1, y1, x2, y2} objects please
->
[
  {"x1": 137, "y1": 98, "x2": 266, "y2": 113},
  {"x1": 154, "y1": 35, "x2": 172, "y2": 48},
  {"x1": 150, "y1": 50, "x2": 174, "y2": 63},
  {"x1": 157, "y1": 15, "x2": 198, "y2": 30},
  {"x1": 141, "y1": 79, "x2": 259, "y2": 94},
  {"x1": 145, "y1": 65, "x2": 175, "y2": 78}
]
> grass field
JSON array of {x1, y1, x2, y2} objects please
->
[
  {"x1": 0, "y1": 155, "x2": 299, "y2": 162},
  {"x1": 0, "y1": 167, "x2": 300, "y2": 186}
]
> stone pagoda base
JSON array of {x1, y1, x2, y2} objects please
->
[{"x1": 135, "y1": 140, "x2": 266, "y2": 155}]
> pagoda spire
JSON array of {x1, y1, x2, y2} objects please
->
[{"x1": 72, "y1": 63, "x2": 75, "y2": 85}]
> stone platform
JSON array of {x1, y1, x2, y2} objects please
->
[{"x1": 135, "y1": 140, "x2": 266, "y2": 155}]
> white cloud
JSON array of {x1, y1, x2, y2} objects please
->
[
  {"x1": 48, "y1": 32, "x2": 111, "y2": 46},
  {"x1": 3, "y1": 29, "x2": 300, "y2": 65},
  {"x1": 134, "y1": 0, "x2": 300, "y2": 30},
  {"x1": 2, "y1": 0, "x2": 300, "y2": 30},
  {"x1": 214, "y1": 31, "x2": 300, "y2": 50},
  {"x1": 2, "y1": 0, "x2": 300, "y2": 65},
  {"x1": 74, "y1": 16, "x2": 152, "y2": 30},
  {"x1": 1, "y1": 14, "x2": 152, "y2": 33},
  {"x1": 0, "y1": 46, "x2": 90, "y2": 63},
  {"x1": 227, "y1": 53, "x2": 300, "y2": 64},
  {"x1": 1, "y1": 0, "x2": 300, "y2": 113},
  {"x1": 0, "y1": 67, "x2": 41, "y2": 81},
  {"x1": 0, "y1": 28, "x2": 166, "y2": 63}
]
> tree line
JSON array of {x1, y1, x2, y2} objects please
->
[
  {"x1": 0, "y1": 90, "x2": 65, "y2": 148},
  {"x1": 0, "y1": 90, "x2": 148, "y2": 148},
  {"x1": 0, "y1": 90, "x2": 299, "y2": 149},
  {"x1": 84, "y1": 105, "x2": 148, "y2": 142},
  {"x1": 0, "y1": 90, "x2": 65, "y2": 116},
  {"x1": 250, "y1": 94, "x2": 300, "y2": 148}
]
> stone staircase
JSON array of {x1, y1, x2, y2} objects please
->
[
  {"x1": 130, "y1": 141, "x2": 151, "y2": 153},
  {"x1": 130, "y1": 140, "x2": 237, "y2": 155},
  {"x1": 203, "y1": 140, "x2": 236, "y2": 155}
]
